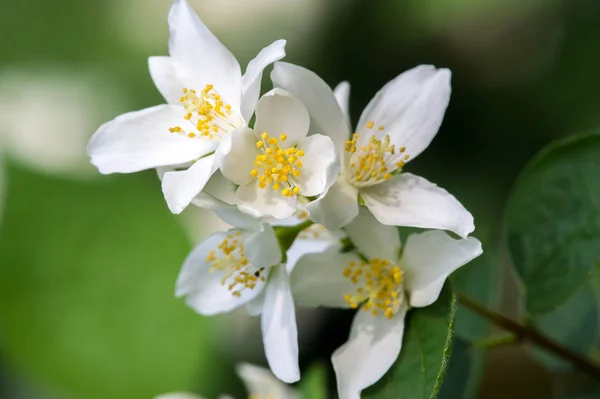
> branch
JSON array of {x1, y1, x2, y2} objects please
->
[{"x1": 457, "y1": 293, "x2": 600, "y2": 378}]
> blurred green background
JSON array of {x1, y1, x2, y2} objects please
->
[{"x1": 1, "y1": 0, "x2": 600, "y2": 398}]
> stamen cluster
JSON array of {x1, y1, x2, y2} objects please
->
[
  {"x1": 345, "y1": 121, "x2": 410, "y2": 185},
  {"x1": 206, "y1": 231, "x2": 264, "y2": 297},
  {"x1": 169, "y1": 84, "x2": 236, "y2": 139},
  {"x1": 343, "y1": 257, "x2": 404, "y2": 318},
  {"x1": 251, "y1": 132, "x2": 304, "y2": 197}
]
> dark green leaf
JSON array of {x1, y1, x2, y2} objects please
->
[
  {"x1": 364, "y1": 283, "x2": 456, "y2": 399},
  {"x1": 530, "y1": 282, "x2": 599, "y2": 371},
  {"x1": 298, "y1": 362, "x2": 328, "y2": 399},
  {"x1": 452, "y1": 241, "x2": 500, "y2": 341},
  {"x1": 504, "y1": 131, "x2": 600, "y2": 313},
  {"x1": 438, "y1": 338, "x2": 485, "y2": 399},
  {"x1": 0, "y1": 164, "x2": 227, "y2": 399}
]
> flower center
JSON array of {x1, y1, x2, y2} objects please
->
[
  {"x1": 345, "y1": 121, "x2": 410, "y2": 186},
  {"x1": 205, "y1": 231, "x2": 264, "y2": 297},
  {"x1": 343, "y1": 257, "x2": 404, "y2": 318},
  {"x1": 250, "y1": 132, "x2": 304, "y2": 197},
  {"x1": 169, "y1": 84, "x2": 243, "y2": 140}
]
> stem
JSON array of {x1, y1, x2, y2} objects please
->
[
  {"x1": 457, "y1": 293, "x2": 600, "y2": 378},
  {"x1": 475, "y1": 333, "x2": 519, "y2": 349},
  {"x1": 273, "y1": 219, "x2": 314, "y2": 261}
]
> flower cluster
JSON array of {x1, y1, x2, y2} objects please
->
[{"x1": 86, "y1": 1, "x2": 482, "y2": 398}]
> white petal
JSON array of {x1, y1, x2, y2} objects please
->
[
  {"x1": 290, "y1": 252, "x2": 360, "y2": 308},
  {"x1": 148, "y1": 56, "x2": 182, "y2": 105},
  {"x1": 402, "y1": 230, "x2": 482, "y2": 308},
  {"x1": 270, "y1": 196, "x2": 310, "y2": 227},
  {"x1": 203, "y1": 170, "x2": 237, "y2": 205},
  {"x1": 237, "y1": 183, "x2": 296, "y2": 220},
  {"x1": 236, "y1": 362, "x2": 300, "y2": 399},
  {"x1": 306, "y1": 178, "x2": 359, "y2": 230},
  {"x1": 271, "y1": 62, "x2": 351, "y2": 154},
  {"x1": 261, "y1": 266, "x2": 300, "y2": 383},
  {"x1": 193, "y1": 194, "x2": 262, "y2": 230},
  {"x1": 344, "y1": 207, "x2": 400, "y2": 260},
  {"x1": 361, "y1": 173, "x2": 474, "y2": 238},
  {"x1": 285, "y1": 236, "x2": 340, "y2": 274},
  {"x1": 87, "y1": 105, "x2": 216, "y2": 174},
  {"x1": 356, "y1": 65, "x2": 451, "y2": 162},
  {"x1": 296, "y1": 134, "x2": 340, "y2": 197},
  {"x1": 333, "y1": 81, "x2": 351, "y2": 126},
  {"x1": 155, "y1": 392, "x2": 206, "y2": 399},
  {"x1": 240, "y1": 40, "x2": 287, "y2": 122},
  {"x1": 332, "y1": 304, "x2": 408, "y2": 399},
  {"x1": 245, "y1": 225, "x2": 282, "y2": 268},
  {"x1": 220, "y1": 127, "x2": 260, "y2": 185},
  {"x1": 176, "y1": 231, "x2": 266, "y2": 315},
  {"x1": 168, "y1": 0, "x2": 241, "y2": 110},
  {"x1": 246, "y1": 288, "x2": 266, "y2": 316},
  {"x1": 162, "y1": 154, "x2": 217, "y2": 214},
  {"x1": 254, "y1": 89, "x2": 309, "y2": 145},
  {"x1": 213, "y1": 203, "x2": 263, "y2": 230}
]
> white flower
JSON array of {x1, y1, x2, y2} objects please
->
[
  {"x1": 219, "y1": 89, "x2": 339, "y2": 220},
  {"x1": 285, "y1": 223, "x2": 344, "y2": 274},
  {"x1": 290, "y1": 209, "x2": 482, "y2": 399},
  {"x1": 176, "y1": 223, "x2": 299, "y2": 383},
  {"x1": 272, "y1": 63, "x2": 475, "y2": 238},
  {"x1": 155, "y1": 362, "x2": 299, "y2": 399},
  {"x1": 87, "y1": 0, "x2": 286, "y2": 214}
]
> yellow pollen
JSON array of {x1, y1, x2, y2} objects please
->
[
  {"x1": 343, "y1": 257, "x2": 404, "y2": 318},
  {"x1": 169, "y1": 84, "x2": 239, "y2": 140},
  {"x1": 367, "y1": 120, "x2": 375, "y2": 129},
  {"x1": 345, "y1": 130, "x2": 410, "y2": 185},
  {"x1": 377, "y1": 125, "x2": 385, "y2": 131},
  {"x1": 250, "y1": 131, "x2": 304, "y2": 197},
  {"x1": 206, "y1": 232, "x2": 264, "y2": 297}
]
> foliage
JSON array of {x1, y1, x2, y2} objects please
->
[{"x1": 0, "y1": 164, "x2": 227, "y2": 399}]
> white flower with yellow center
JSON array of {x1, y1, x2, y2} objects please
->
[
  {"x1": 272, "y1": 63, "x2": 475, "y2": 238},
  {"x1": 156, "y1": 362, "x2": 299, "y2": 399},
  {"x1": 87, "y1": 0, "x2": 286, "y2": 214},
  {"x1": 176, "y1": 224, "x2": 300, "y2": 383},
  {"x1": 290, "y1": 209, "x2": 482, "y2": 399},
  {"x1": 219, "y1": 89, "x2": 339, "y2": 220}
]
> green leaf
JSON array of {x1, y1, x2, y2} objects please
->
[
  {"x1": 298, "y1": 362, "x2": 328, "y2": 399},
  {"x1": 504, "y1": 131, "x2": 600, "y2": 313},
  {"x1": 364, "y1": 283, "x2": 456, "y2": 399},
  {"x1": 452, "y1": 241, "x2": 500, "y2": 341},
  {"x1": 438, "y1": 338, "x2": 485, "y2": 399},
  {"x1": 530, "y1": 282, "x2": 599, "y2": 371},
  {"x1": 0, "y1": 164, "x2": 227, "y2": 399}
]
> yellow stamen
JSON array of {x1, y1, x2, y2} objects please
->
[
  {"x1": 251, "y1": 131, "x2": 304, "y2": 197},
  {"x1": 206, "y1": 232, "x2": 264, "y2": 298},
  {"x1": 345, "y1": 123, "x2": 410, "y2": 185},
  {"x1": 168, "y1": 84, "x2": 240, "y2": 140},
  {"x1": 343, "y1": 257, "x2": 405, "y2": 318}
]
